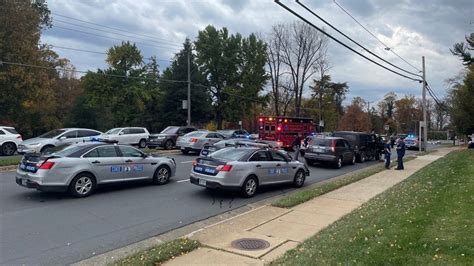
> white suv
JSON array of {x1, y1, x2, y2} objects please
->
[
  {"x1": 101, "y1": 127, "x2": 150, "y2": 148},
  {"x1": 0, "y1": 126, "x2": 23, "y2": 156}
]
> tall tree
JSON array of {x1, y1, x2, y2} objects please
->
[
  {"x1": 157, "y1": 39, "x2": 211, "y2": 130},
  {"x1": 338, "y1": 97, "x2": 371, "y2": 132},
  {"x1": 195, "y1": 25, "x2": 242, "y2": 129}
]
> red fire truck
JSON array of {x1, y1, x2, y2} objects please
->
[{"x1": 257, "y1": 116, "x2": 315, "y2": 149}]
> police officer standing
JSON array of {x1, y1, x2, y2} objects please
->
[
  {"x1": 292, "y1": 134, "x2": 302, "y2": 160},
  {"x1": 384, "y1": 139, "x2": 391, "y2": 169},
  {"x1": 395, "y1": 137, "x2": 406, "y2": 170}
]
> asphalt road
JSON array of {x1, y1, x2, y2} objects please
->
[{"x1": 0, "y1": 150, "x2": 417, "y2": 265}]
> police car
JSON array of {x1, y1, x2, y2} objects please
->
[
  {"x1": 16, "y1": 142, "x2": 176, "y2": 197},
  {"x1": 190, "y1": 147, "x2": 309, "y2": 197}
]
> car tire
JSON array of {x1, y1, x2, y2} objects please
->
[
  {"x1": 181, "y1": 150, "x2": 189, "y2": 155},
  {"x1": 164, "y1": 140, "x2": 173, "y2": 150},
  {"x1": 241, "y1": 175, "x2": 258, "y2": 198},
  {"x1": 334, "y1": 156, "x2": 343, "y2": 169},
  {"x1": 1, "y1": 142, "x2": 16, "y2": 156},
  {"x1": 40, "y1": 145, "x2": 54, "y2": 154},
  {"x1": 358, "y1": 152, "x2": 366, "y2": 163},
  {"x1": 138, "y1": 139, "x2": 147, "y2": 149},
  {"x1": 153, "y1": 165, "x2": 170, "y2": 185},
  {"x1": 305, "y1": 158, "x2": 314, "y2": 165},
  {"x1": 69, "y1": 173, "x2": 96, "y2": 198},
  {"x1": 293, "y1": 170, "x2": 306, "y2": 188},
  {"x1": 350, "y1": 154, "x2": 356, "y2": 165}
]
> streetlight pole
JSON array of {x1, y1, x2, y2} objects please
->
[
  {"x1": 187, "y1": 48, "x2": 191, "y2": 126},
  {"x1": 421, "y1": 56, "x2": 427, "y2": 152}
]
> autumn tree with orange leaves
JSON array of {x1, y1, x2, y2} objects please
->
[{"x1": 338, "y1": 97, "x2": 371, "y2": 132}]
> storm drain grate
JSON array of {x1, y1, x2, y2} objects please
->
[{"x1": 231, "y1": 238, "x2": 270, "y2": 250}]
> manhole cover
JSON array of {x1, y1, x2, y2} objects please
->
[{"x1": 231, "y1": 238, "x2": 270, "y2": 250}]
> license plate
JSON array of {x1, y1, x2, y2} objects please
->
[
  {"x1": 199, "y1": 179, "x2": 207, "y2": 186},
  {"x1": 22, "y1": 179, "x2": 28, "y2": 186}
]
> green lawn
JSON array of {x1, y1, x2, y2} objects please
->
[
  {"x1": 273, "y1": 157, "x2": 415, "y2": 208},
  {"x1": 271, "y1": 150, "x2": 473, "y2": 265},
  {"x1": 0, "y1": 155, "x2": 22, "y2": 166},
  {"x1": 110, "y1": 238, "x2": 200, "y2": 266}
]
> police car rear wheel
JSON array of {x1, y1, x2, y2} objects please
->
[
  {"x1": 153, "y1": 165, "x2": 170, "y2": 185},
  {"x1": 241, "y1": 176, "x2": 258, "y2": 198},
  {"x1": 69, "y1": 173, "x2": 96, "y2": 198},
  {"x1": 293, "y1": 170, "x2": 305, "y2": 188}
]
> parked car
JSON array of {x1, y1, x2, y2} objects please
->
[
  {"x1": 217, "y1": 129, "x2": 250, "y2": 139},
  {"x1": 147, "y1": 126, "x2": 197, "y2": 150},
  {"x1": 18, "y1": 128, "x2": 102, "y2": 154},
  {"x1": 200, "y1": 139, "x2": 273, "y2": 156},
  {"x1": 405, "y1": 135, "x2": 420, "y2": 150},
  {"x1": 101, "y1": 127, "x2": 149, "y2": 148},
  {"x1": 190, "y1": 147, "x2": 309, "y2": 197},
  {"x1": 176, "y1": 131, "x2": 225, "y2": 154},
  {"x1": 0, "y1": 126, "x2": 23, "y2": 156},
  {"x1": 332, "y1": 131, "x2": 381, "y2": 162},
  {"x1": 304, "y1": 136, "x2": 355, "y2": 168},
  {"x1": 16, "y1": 142, "x2": 176, "y2": 197}
]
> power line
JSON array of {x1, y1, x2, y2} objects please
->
[
  {"x1": 0, "y1": 60, "x2": 186, "y2": 84},
  {"x1": 274, "y1": 1, "x2": 422, "y2": 82},
  {"x1": 51, "y1": 13, "x2": 182, "y2": 46},
  {"x1": 53, "y1": 18, "x2": 182, "y2": 48},
  {"x1": 296, "y1": 0, "x2": 421, "y2": 78},
  {"x1": 49, "y1": 45, "x2": 173, "y2": 62},
  {"x1": 51, "y1": 25, "x2": 179, "y2": 51},
  {"x1": 332, "y1": 0, "x2": 421, "y2": 72}
]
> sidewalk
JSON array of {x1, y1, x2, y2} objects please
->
[{"x1": 164, "y1": 148, "x2": 455, "y2": 265}]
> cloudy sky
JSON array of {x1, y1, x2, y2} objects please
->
[{"x1": 41, "y1": 0, "x2": 473, "y2": 103}]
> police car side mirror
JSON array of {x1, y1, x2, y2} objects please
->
[{"x1": 59, "y1": 136, "x2": 67, "y2": 141}]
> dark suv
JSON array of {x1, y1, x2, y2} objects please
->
[
  {"x1": 333, "y1": 131, "x2": 381, "y2": 162},
  {"x1": 147, "y1": 126, "x2": 197, "y2": 149},
  {"x1": 304, "y1": 136, "x2": 355, "y2": 168}
]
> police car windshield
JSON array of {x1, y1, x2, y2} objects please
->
[
  {"x1": 105, "y1": 128, "x2": 123, "y2": 135},
  {"x1": 39, "y1": 129, "x2": 66, "y2": 138},
  {"x1": 161, "y1": 126, "x2": 179, "y2": 134},
  {"x1": 211, "y1": 148, "x2": 251, "y2": 161}
]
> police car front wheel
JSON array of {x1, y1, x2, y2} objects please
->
[
  {"x1": 153, "y1": 165, "x2": 170, "y2": 185},
  {"x1": 293, "y1": 170, "x2": 305, "y2": 188}
]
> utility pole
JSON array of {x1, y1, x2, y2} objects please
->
[
  {"x1": 367, "y1": 100, "x2": 372, "y2": 131},
  {"x1": 187, "y1": 48, "x2": 191, "y2": 126},
  {"x1": 421, "y1": 56, "x2": 428, "y2": 152}
]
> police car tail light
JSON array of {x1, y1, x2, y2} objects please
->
[
  {"x1": 192, "y1": 160, "x2": 197, "y2": 166},
  {"x1": 216, "y1": 164, "x2": 232, "y2": 172},
  {"x1": 39, "y1": 161, "x2": 55, "y2": 170}
]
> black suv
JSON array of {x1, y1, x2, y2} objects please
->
[
  {"x1": 147, "y1": 126, "x2": 197, "y2": 149},
  {"x1": 304, "y1": 136, "x2": 355, "y2": 169},
  {"x1": 333, "y1": 131, "x2": 382, "y2": 162}
]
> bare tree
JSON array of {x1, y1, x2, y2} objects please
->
[{"x1": 267, "y1": 21, "x2": 329, "y2": 117}]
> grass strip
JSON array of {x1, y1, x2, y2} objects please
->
[
  {"x1": 272, "y1": 157, "x2": 415, "y2": 208},
  {"x1": 110, "y1": 238, "x2": 200, "y2": 266},
  {"x1": 271, "y1": 149, "x2": 473, "y2": 265},
  {"x1": 0, "y1": 155, "x2": 22, "y2": 167}
]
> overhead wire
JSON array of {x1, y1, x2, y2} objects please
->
[
  {"x1": 274, "y1": 1, "x2": 422, "y2": 82},
  {"x1": 296, "y1": 0, "x2": 421, "y2": 78},
  {"x1": 332, "y1": 0, "x2": 422, "y2": 73},
  {"x1": 53, "y1": 18, "x2": 182, "y2": 48},
  {"x1": 51, "y1": 13, "x2": 182, "y2": 46},
  {"x1": 51, "y1": 25, "x2": 180, "y2": 51}
]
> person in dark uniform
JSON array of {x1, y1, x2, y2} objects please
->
[
  {"x1": 384, "y1": 139, "x2": 391, "y2": 169},
  {"x1": 395, "y1": 137, "x2": 406, "y2": 170},
  {"x1": 292, "y1": 134, "x2": 302, "y2": 160}
]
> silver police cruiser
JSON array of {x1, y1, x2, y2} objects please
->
[
  {"x1": 16, "y1": 142, "x2": 176, "y2": 197},
  {"x1": 190, "y1": 147, "x2": 309, "y2": 197}
]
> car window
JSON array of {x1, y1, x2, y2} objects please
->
[
  {"x1": 39, "y1": 129, "x2": 66, "y2": 138},
  {"x1": 186, "y1": 131, "x2": 206, "y2": 137},
  {"x1": 0, "y1": 130, "x2": 4, "y2": 135},
  {"x1": 177, "y1": 129, "x2": 185, "y2": 136},
  {"x1": 211, "y1": 148, "x2": 250, "y2": 161},
  {"x1": 185, "y1": 128, "x2": 196, "y2": 133},
  {"x1": 270, "y1": 151, "x2": 287, "y2": 162},
  {"x1": 217, "y1": 133, "x2": 225, "y2": 139},
  {"x1": 249, "y1": 151, "x2": 269, "y2": 162},
  {"x1": 4, "y1": 128, "x2": 18, "y2": 134},
  {"x1": 119, "y1": 146, "x2": 144, "y2": 157},
  {"x1": 344, "y1": 140, "x2": 351, "y2": 149},
  {"x1": 122, "y1": 128, "x2": 131, "y2": 135},
  {"x1": 62, "y1": 131, "x2": 78, "y2": 139},
  {"x1": 336, "y1": 140, "x2": 344, "y2": 147},
  {"x1": 106, "y1": 128, "x2": 122, "y2": 135},
  {"x1": 310, "y1": 138, "x2": 331, "y2": 146},
  {"x1": 130, "y1": 128, "x2": 145, "y2": 134},
  {"x1": 161, "y1": 126, "x2": 179, "y2": 134},
  {"x1": 78, "y1": 130, "x2": 100, "y2": 137},
  {"x1": 206, "y1": 133, "x2": 217, "y2": 138}
]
